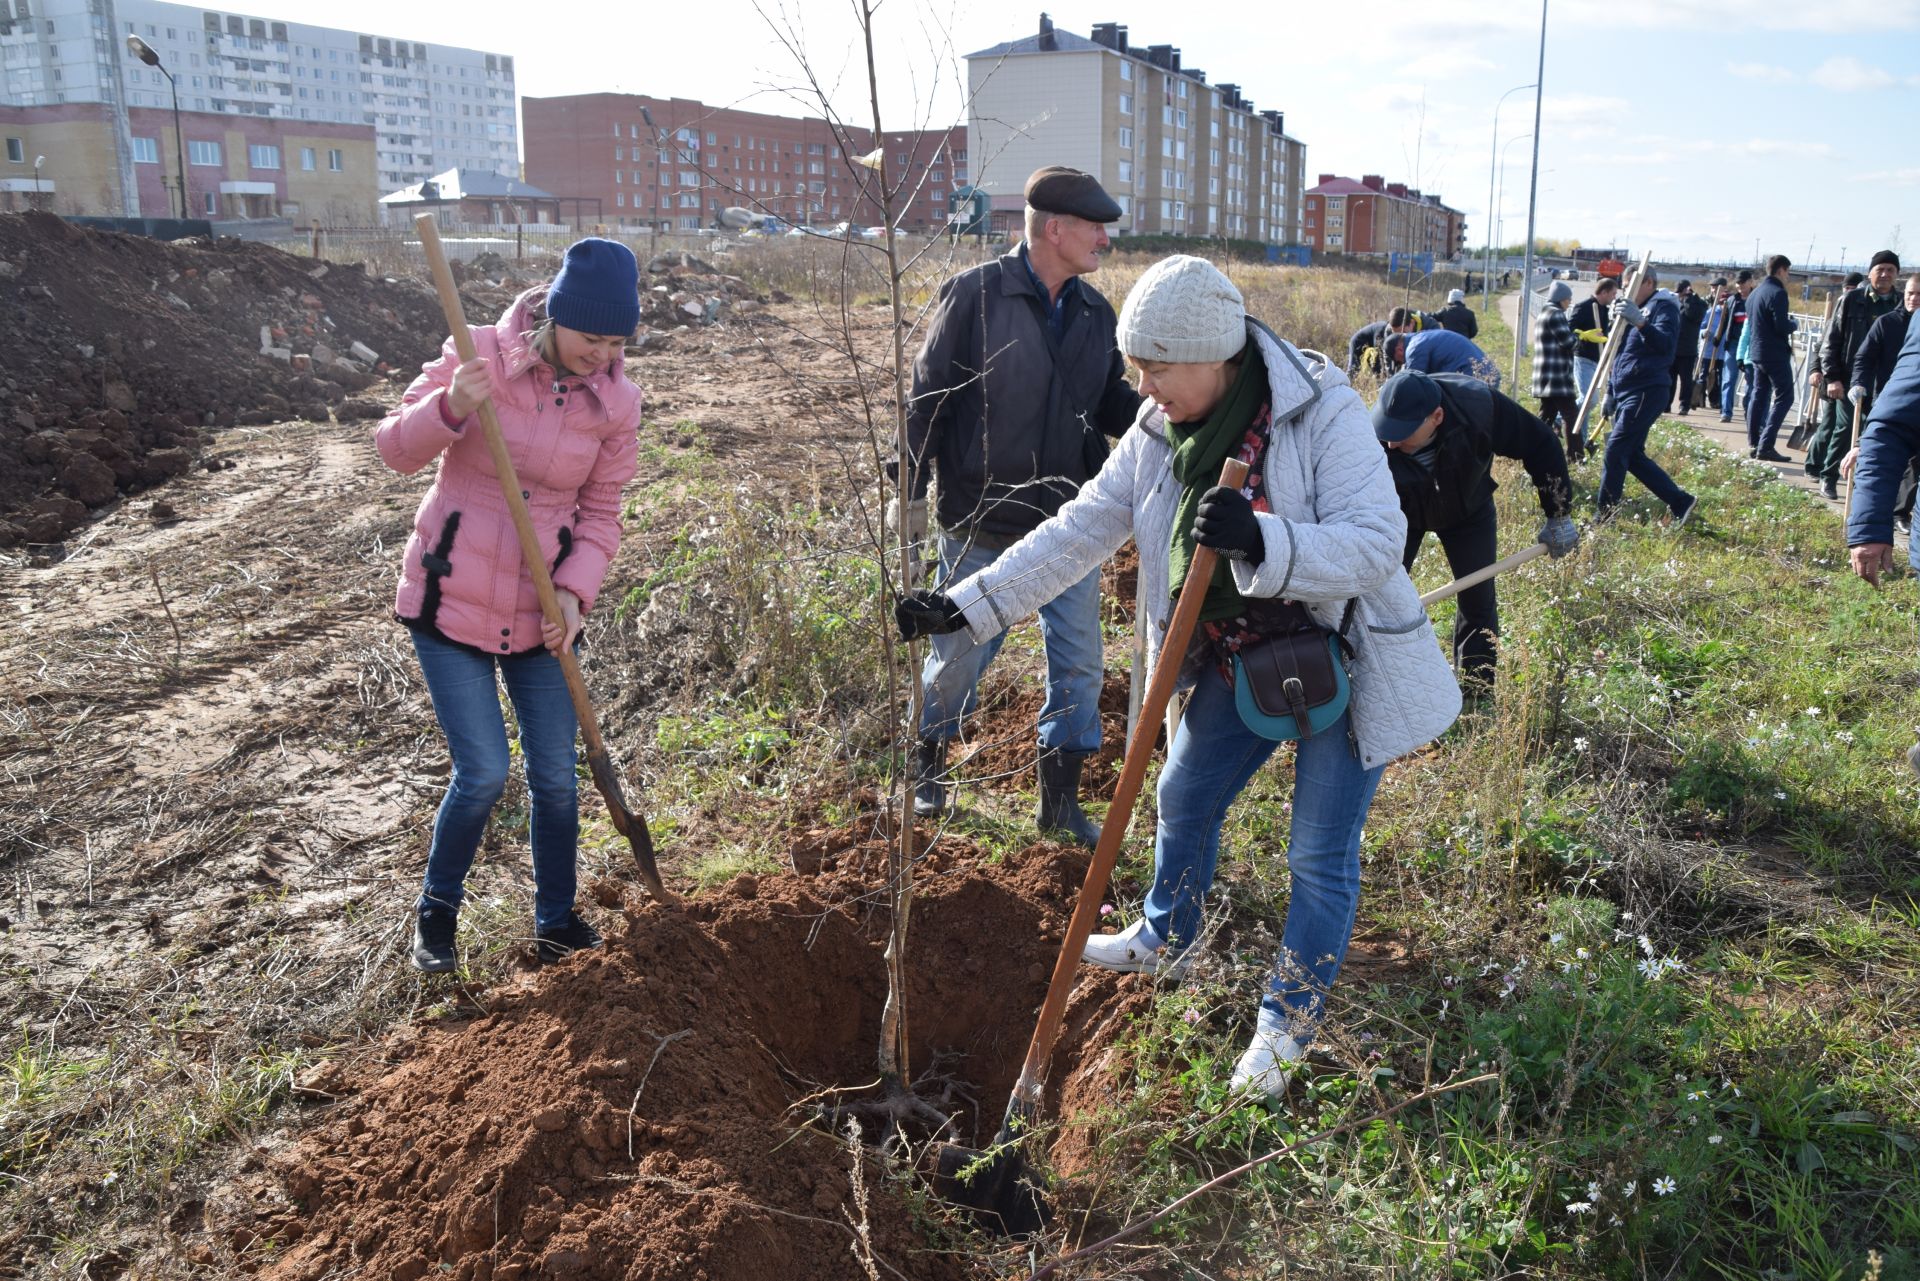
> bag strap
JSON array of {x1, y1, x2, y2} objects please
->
[{"x1": 1332, "y1": 597, "x2": 1359, "y2": 659}]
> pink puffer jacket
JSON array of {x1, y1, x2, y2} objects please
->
[{"x1": 374, "y1": 287, "x2": 641, "y2": 656}]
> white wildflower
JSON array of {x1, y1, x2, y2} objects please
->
[{"x1": 1653, "y1": 1176, "x2": 1676, "y2": 1196}]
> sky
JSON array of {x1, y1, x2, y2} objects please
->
[{"x1": 235, "y1": 0, "x2": 1917, "y2": 267}]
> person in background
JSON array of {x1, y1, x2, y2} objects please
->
[
  {"x1": 902, "y1": 166, "x2": 1141, "y2": 844},
  {"x1": 1597, "y1": 269, "x2": 1698, "y2": 526},
  {"x1": 1808, "y1": 253, "x2": 1902, "y2": 499},
  {"x1": 1745, "y1": 254, "x2": 1799, "y2": 462},
  {"x1": 1669, "y1": 279, "x2": 1706, "y2": 415},
  {"x1": 1568, "y1": 276, "x2": 1619, "y2": 435},
  {"x1": 1697, "y1": 278, "x2": 1737, "y2": 417},
  {"x1": 1720, "y1": 270, "x2": 1755, "y2": 422},
  {"x1": 894, "y1": 255, "x2": 1459, "y2": 1099},
  {"x1": 1395, "y1": 327, "x2": 1501, "y2": 389},
  {"x1": 374, "y1": 238, "x2": 643, "y2": 972},
  {"x1": 1845, "y1": 272, "x2": 1920, "y2": 529},
  {"x1": 1436, "y1": 288, "x2": 1480, "y2": 339},
  {"x1": 1347, "y1": 317, "x2": 1391, "y2": 377},
  {"x1": 1533, "y1": 279, "x2": 1586, "y2": 462},
  {"x1": 1374, "y1": 370, "x2": 1576, "y2": 696}
]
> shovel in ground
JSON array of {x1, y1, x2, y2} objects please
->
[
  {"x1": 414, "y1": 214, "x2": 679, "y2": 909},
  {"x1": 931, "y1": 458, "x2": 1249, "y2": 1235}
]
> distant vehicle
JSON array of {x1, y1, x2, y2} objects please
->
[
  {"x1": 864, "y1": 226, "x2": 888, "y2": 239},
  {"x1": 784, "y1": 225, "x2": 813, "y2": 237}
]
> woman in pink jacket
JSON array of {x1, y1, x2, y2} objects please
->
[{"x1": 375, "y1": 239, "x2": 642, "y2": 973}]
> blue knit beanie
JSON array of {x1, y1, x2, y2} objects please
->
[{"x1": 546, "y1": 238, "x2": 640, "y2": 336}]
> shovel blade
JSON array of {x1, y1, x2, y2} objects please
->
[{"x1": 930, "y1": 1141, "x2": 1050, "y2": 1237}]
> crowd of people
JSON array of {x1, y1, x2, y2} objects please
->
[{"x1": 373, "y1": 160, "x2": 1920, "y2": 1107}]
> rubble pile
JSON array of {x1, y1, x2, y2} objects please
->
[
  {"x1": 0, "y1": 211, "x2": 446, "y2": 546},
  {"x1": 638, "y1": 249, "x2": 771, "y2": 329}
]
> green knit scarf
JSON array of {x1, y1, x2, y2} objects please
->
[{"x1": 1166, "y1": 344, "x2": 1266, "y2": 624}]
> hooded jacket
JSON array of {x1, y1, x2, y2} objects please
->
[
  {"x1": 375, "y1": 286, "x2": 641, "y2": 655},
  {"x1": 945, "y1": 321, "x2": 1460, "y2": 770},
  {"x1": 904, "y1": 249, "x2": 1139, "y2": 538}
]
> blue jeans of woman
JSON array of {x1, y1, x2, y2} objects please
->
[
  {"x1": 1145, "y1": 670, "x2": 1384, "y2": 1035},
  {"x1": 917, "y1": 532, "x2": 1103, "y2": 753},
  {"x1": 411, "y1": 629, "x2": 579, "y2": 931}
]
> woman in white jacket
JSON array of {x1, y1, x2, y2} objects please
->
[{"x1": 896, "y1": 256, "x2": 1460, "y2": 1097}]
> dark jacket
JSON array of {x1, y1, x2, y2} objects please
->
[
  {"x1": 1853, "y1": 307, "x2": 1913, "y2": 399},
  {"x1": 1569, "y1": 296, "x2": 1611, "y2": 363},
  {"x1": 1699, "y1": 298, "x2": 1740, "y2": 361},
  {"x1": 905, "y1": 250, "x2": 1140, "y2": 537},
  {"x1": 1386, "y1": 374, "x2": 1571, "y2": 533},
  {"x1": 1610, "y1": 290, "x2": 1681, "y2": 397},
  {"x1": 1817, "y1": 284, "x2": 1901, "y2": 382},
  {"x1": 1746, "y1": 275, "x2": 1797, "y2": 365},
  {"x1": 1673, "y1": 293, "x2": 1707, "y2": 365},
  {"x1": 1347, "y1": 320, "x2": 1389, "y2": 375},
  {"x1": 1845, "y1": 316, "x2": 1920, "y2": 560},
  {"x1": 1435, "y1": 300, "x2": 1480, "y2": 339}
]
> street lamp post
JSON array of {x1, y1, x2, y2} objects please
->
[
  {"x1": 126, "y1": 35, "x2": 186, "y2": 220},
  {"x1": 32, "y1": 155, "x2": 44, "y2": 209},
  {"x1": 1483, "y1": 82, "x2": 1535, "y2": 313},
  {"x1": 1513, "y1": 0, "x2": 1549, "y2": 392}
]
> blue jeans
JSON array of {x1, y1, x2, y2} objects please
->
[
  {"x1": 1574, "y1": 355, "x2": 1599, "y2": 431},
  {"x1": 1720, "y1": 357, "x2": 1744, "y2": 419},
  {"x1": 1146, "y1": 672, "x2": 1383, "y2": 1034},
  {"x1": 918, "y1": 532, "x2": 1103, "y2": 753},
  {"x1": 1597, "y1": 386, "x2": 1693, "y2": 515},
  {"x1": 1747, "y1": 354, "x2": 1795, "y2": 453},
  {"x1": 411, "y1": 629, "x2": 579, "y2": 931}
]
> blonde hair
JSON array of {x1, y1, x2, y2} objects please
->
[{"x1": 521, "y1": 288, "x2": 558, "y2": 365}]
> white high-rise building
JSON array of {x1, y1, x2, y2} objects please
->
[{"x1": 0, "y1": 0, "x2": 517, "y2": 192}]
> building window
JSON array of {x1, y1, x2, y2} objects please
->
[
  {"x1": 203, "y1": 190, "x2": 218, "y2": 215},
  {"x1": 1117, "y1": 92, "x2": 1131, "y2": 114},
  {"x1": 132, "y1": 137, "x2": 160, "y2": 163},
  {"x1": 188, "y1": 140, "x2": 221, "y2": 165},
  {"x1": 1118, "y1": 160, "x2": 1132, "y2": 183},
  {"x1": 328, "y1": 148, "x2": 343, "y2": 171},
  {"x1": 1176, "y1": 109, "x2": 1187, "y2": 129},
  {"x1": 612, "y1": 122, "x2": 620, "y2": 137},
  {"x1": 1120, "y1": 60, "x2": 1132, "y2": 81},
  {"x1": 1118, "y1": 127, "x2": 1133, "y2": 150},
  {"x1": 300, "y1": 147, "x2": 315, "y2": 170},
  {"x1": 616, "y1": 192, "x2": 625, "y2": 207},
  {"x1": 1177, "y1": 80, "x2": 1188, "y2": 99},
  {"x1": 5, "y1": 138, "x2": 23, "y2": 164},
  {"x1": 249, "y1": 144, "x2": 280, "y2": 169}
]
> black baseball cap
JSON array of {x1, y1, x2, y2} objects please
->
[{"x1": 1372, "y1": 371, "x2": 1441, "y2": 442}]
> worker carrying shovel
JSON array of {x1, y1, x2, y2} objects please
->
[
  {"x1": 1372, "y1": 370, "x2": 1578, "y2": 698},
  {"x1": 375, "y1": 238, "x2": 642, "y2": 973}
]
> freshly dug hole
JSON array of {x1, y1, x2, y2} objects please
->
[{"x1": 257, "y1": 839, "x2": 1149, "y2": 1280}]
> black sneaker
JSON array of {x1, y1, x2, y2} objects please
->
[
  {"x1": 412, "y1": 906, "x2": 458, "y2": 974},
  {"x1": 534, "y1": 911, "x2": 603, "y2": 965},
  {"x1": 1757, "y1": 449, "x2": 1791, "y2": 463},
  {"x1": 1821, "y1": 478, "x2": 1840, "y2": 501}
]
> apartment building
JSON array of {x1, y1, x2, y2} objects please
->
[
  {"x1": 964, "y1": 17, "x2": 1305, "y2": 244},
  {"x1": 0, "y1": 0, "x2": 514, "y2": 216},
  {"x1": 1302, "y1": 174, "x2": 1467, "y2": 260},
  {"x1": 522, "y1": 92, "x2": 967, "y2": 233}
]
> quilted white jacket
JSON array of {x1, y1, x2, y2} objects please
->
[{"x1": 947, "y1": 320, "x2": 1461, "y2": 769}]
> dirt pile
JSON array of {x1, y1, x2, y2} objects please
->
[
  {"x1": 0, "y1": 211, "x2": 446, "y2": 546},
  {"x1": 638, "y1": 250, "x2": 772, "y2": 330},
  {"x1": 236, "y1": 836, "x2": 1147, "y2": 1280}
]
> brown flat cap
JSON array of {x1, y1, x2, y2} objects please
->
[{"x1": 1025, "y1": 166, "x2": 1123, "y2": 223}]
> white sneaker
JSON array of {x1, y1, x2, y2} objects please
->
[
  {"x1": 1231, "y1": 1015, "x2": 1306, "y2": 1100},
  {"x1": 1081, "y1": 917, "x2": 1194, "y2": 978}
]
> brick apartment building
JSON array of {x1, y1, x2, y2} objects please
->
[
  {"x1": 964, "y1": 17, "x2": 1306, "y2": 243},
  {"x1": 1, "y1": 102, "x2": 376, "y2": 220},
  {"x1": 1301, "y1": 174, "x2": 1467, "y2": 260},
  {"x1": 521, "y1": 93, "x2": 967, "y2": 232}
]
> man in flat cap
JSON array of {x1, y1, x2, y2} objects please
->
[{"x1": 901, "y1": 165, "x2": 1140, "y2": 844}]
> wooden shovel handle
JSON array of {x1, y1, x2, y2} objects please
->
[
  {"x1": 1420, "y1": 542, "x2": 1548, "y2": 607},
  {"x1": 1006, "y1": 457, "x2": 1250, "y2": 1112}
]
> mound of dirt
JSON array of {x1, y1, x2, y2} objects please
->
[
  {"x1": 239, "y1": 836, "x2": 1149, "y2": 1281},
  {"x1": 0, "y1": 211, "x2": 448, "y2": 546}
]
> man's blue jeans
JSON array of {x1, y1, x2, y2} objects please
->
[
  {"x1": 1720, "y1": 357, "x2": 1745, "y2": 419},
  {"x1": 411, "y1": 628, "x2": 579, "y2": 931},
  {"x1": 1146, "y1": 672, "x2": 1383, "y2": 1033},
  {"x1": 1574, "y1": 355, "x2": 1599, "y2": 431},
  {"x1": 1597, "y1": 386, "x2": 1693, "y2": 515},
  {"x1": 1747, "y1": 354, "x2": 1795, "y2": 453},
  {"x1": 918, "y1": 532, "x2": 1103, "y2": 753}
]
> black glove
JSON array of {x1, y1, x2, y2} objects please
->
[
  {"x1": 894, "y1": 590, "x2": 967, "y2": 640},
  {"x1": 1192, "y1": 486, "x2": 1265, "y2": 564}
]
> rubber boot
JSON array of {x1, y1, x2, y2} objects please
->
[
  {"x1": 913, "y1": 738, "x2": 948, "y2": 817},
  {"x1": 1036, "y1": 748, "x2": 1101, "y2": 847}
]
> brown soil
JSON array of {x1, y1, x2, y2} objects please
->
[
  {"x1": 235, "y1": 836, "x2": 1146, "y2": 1281},
  {"x1": 959, "y1": 670, "x2": 1139, "y2": 800}
]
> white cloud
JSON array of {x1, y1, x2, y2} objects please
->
[
  {"x1": 1853, "y1": 168, "x2": 1920, "y2": 186},
  {"x1": 1540, "y1": 94, "x2": 1631, "y2": 122},
  {"x1": 1810, "y1": 55, "x2": 1900, "y2": 90},
  {"x1": 1727, "y1": 61, "x2": 1794, "y2": 82},
  {"x1": 1561, "y1": 0, "x2": 1920, "y2": 31},
  {"x1": 1395, "y1": 50, "x2": 1498, "y2": 80}
]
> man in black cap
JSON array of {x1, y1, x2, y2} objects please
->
[
  {"x1": 1807, "y1": 252, "x2": 1903, "y2": 499},
  {"x1": 1372, "y1": 370, "x2": 1577, "y2": 694},
  {"x1": 900, "y1": 165, "x2": 1140, "y2": 843},
  {"x1": 1669, "y1": 280, "x2": 1707, "y2": 415}
]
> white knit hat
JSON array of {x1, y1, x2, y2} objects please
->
[
  {"x1": 1116, "y1": 255, "x2": 1246, "y2": 363},
  {"x1": 1447, "y1": 288, "x2": 1466, "y2": 304}
]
